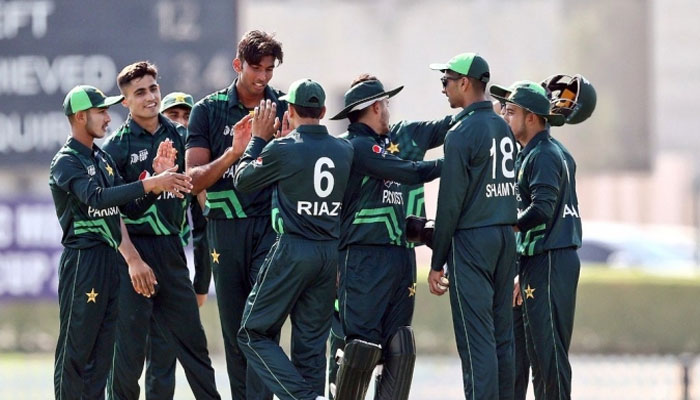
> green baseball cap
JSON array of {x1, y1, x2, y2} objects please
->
[
  {"x1": 490, "y1": 80, "x2": 566, "y2": 127},
  {"x1": 329, "y1": 79, "x2": 403, "y2": 121},
  {"x1": 160, "y1": 91, "x2": 194, "y2": 113},
  {"x1": 63, "y1": 85, "x2": 124, "y2": 116},
  {"x1": 429, "y1": 53, "x2": 490, "y2": 83},
  {"x1": 279, "y1": 78, "x2": 326, "y2": 108}
]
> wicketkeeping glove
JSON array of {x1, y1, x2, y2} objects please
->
[{"x1": 405, "y1": 215, "x2": 435, "y2": 249}]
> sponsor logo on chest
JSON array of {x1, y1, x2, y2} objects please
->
[{"x1": 130, "y1": 149, "x2": 149, "y2": 165}]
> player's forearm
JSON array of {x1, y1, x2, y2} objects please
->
[
  {"x1": 233, "y1": 138, "x2": 268, "y2": 193},
  {"x1": 80, "y1": 181, "x2": 146, "y2": 210},
  {"x1": 187, "y1": 151, "x2": 237, "y2": 194},
  {"x1": 118, "y1": 219, "x2": 143, "y2": 265},
  {"x1": 516, "y1": 185, "x2": 558, "y2": 232}
]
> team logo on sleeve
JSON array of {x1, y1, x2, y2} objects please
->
[
  {"x1": 87, "y1": 165, "x2": 96, "y2": 176},
  {"x1": 372, "y1": 144, "x2": 386, "y2": 156}
]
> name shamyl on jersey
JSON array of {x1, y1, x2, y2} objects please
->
[
  {"x1": 297, "y1": 201, "x2": 341, "y2": 216},
  {"x1": 485, "y1": 182, "x2": 517, "y2": 198},
  {"x1": 88, "y1": 206, "x2": 120, "y2": 218}
]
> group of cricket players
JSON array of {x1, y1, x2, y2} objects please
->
[{"x1": 49, "y1": 29, "x2": 596, "y2": 400}]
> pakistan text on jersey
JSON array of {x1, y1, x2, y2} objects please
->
[
  {"x1": 88, "y1": 206, "x2": 119, "y2": 218},
  {"x1": 485, "y1": 182, "x2": 517, "y2": 198},
  {"x1": 297, "y1": 201, "x2": 341, "y2": 216},
  {"x1": 222, "y1": 164, "x2": 235, "y2": 179},
  {"x1": 562, "y1": 204, "x2": 580, "y2": 219},
  {"x1": 382, "y1": 189, "x2": 403, "y2": 205}
]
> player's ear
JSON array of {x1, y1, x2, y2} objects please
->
[
  {"x1": 318, "y1": 106, "x2": 326, "y2": 120},
  {"x1": 74, "y1": 110, "x2": 87, "y2": 124},
  {"x1": 233, "y1": 58, "x2": 243, "y2": 74}
]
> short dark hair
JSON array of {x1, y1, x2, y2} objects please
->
[
  {"x1": 468, "y1": 76, "x2": 486, "y2": 93},
  {"x1": 347, "y1": 73, "x2": 378, "y2": 123},
  {"x1": 291, "y1": 104, "x2": 323, "y2": 119},
  {"x1": 237, "y1": 30, "x2": 283, "y2": 66},
  {"x1": 117, "y1": 61, "x2": 158, "y2": 90}
]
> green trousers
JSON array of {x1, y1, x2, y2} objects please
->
[
  {"x1": 513, "y1": 304, "x2": 529, "y2": 400},
  {"x1": 107, "y1": 235, "x2": 219, "y2": 400},
  {"x1": 145, "y1": 201, "x2": 210, "y2": 399},
  {"x1": 239, "y1": 234, "x2": 337, "y2": 400},
  {"x1": 448, "y1": 226, "x2": 516, "y2": 400},
  {"x1": 338, "y1": 244, "x2": 416, "y2": 350},
  {"x1": 208, "y1": 217, "x2": 275, "y2": 400},
  {"x1": 519, "y1": 248, "x2": 580, "y2": 400},
  {"x1": 54, "y1": 244, "x2": 120, "y2": 400}
]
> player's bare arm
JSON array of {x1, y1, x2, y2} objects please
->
[
  {"x1": 186, "y1": 114, "x2": 253, "y2": 194},
  {"x1": 118, "y1": 218, "x2": 157, "y2": 297}
]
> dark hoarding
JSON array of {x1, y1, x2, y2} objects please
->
[{"x1": 0, "y1": 0, "x2": 237, "y2": 167}]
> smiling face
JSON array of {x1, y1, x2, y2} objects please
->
[
  {"x1": 234, "y1": 55, "x2": 276, "y2": 98},
  {"x1": 121, "y1": 74, "x2": 161, "y2": 121}
]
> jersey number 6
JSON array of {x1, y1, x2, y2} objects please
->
[{"x1": 314, "y1": 157, "x2": 335, "y2": 198}]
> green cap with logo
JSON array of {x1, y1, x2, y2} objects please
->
[
  {"x1": 63, "y1": 85, "x2": 124, "y2": 116},
  {"x1": 429, "y1": 53, "x2": 490, "y2": 83},
  {"x1": 160, "y1": 91, "x2": 194, "y2": 113},
  {"x1": 279, "y1": 78, "x2": 326, "y2": 108},
  {"x1": 490, "y1": 80, "x2": 566, "y2": 127}
]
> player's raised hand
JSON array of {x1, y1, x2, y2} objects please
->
[
  {"x1": 232, "y1": 114, "x2": 253, "y2": 157},
  {"x1": 152, "y1": 139, "x2": 177, "y2": 174},
  {"x1": 277, "y1": 111, "x2": 291, "y2": 138},
  {"x1": 251, "y1": 99, "x2": 280, "y2": 141}
]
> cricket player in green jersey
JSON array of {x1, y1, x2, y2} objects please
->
[
  {"x1": 428, "y1": 53, "x2": 518, "y2": 400},
  {"x1": 51, "y1": 85, "x2": 193, "y2": 400},
  {"x1": 330, "y1": 76, "x2": 442, "y2": 400},
  {"x1": 234, "y1": 79, "x2": 353, "y2": 400},
  {"x1": 186, "y1": 30, "x2": 286, "y2": 400},
  {"x1": 103, "y1": 62, "x2": 220, "y2": 400},
  {"x1": 493, "y1": 77, "x2": 593, "y2": 400},
  {"x1": 144, "y1": 91, "x2": 213, "y2": 399},
  {"x1": 326, "y1": 74, "x2": 454, "y2": 400}
]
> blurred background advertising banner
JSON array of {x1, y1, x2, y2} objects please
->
[
  {"x1": 0, "y1": 0, "x2": 237, "y2": 168},
  {"x1": 0, "y1": 198, "x2": 62, "y2": 299}
]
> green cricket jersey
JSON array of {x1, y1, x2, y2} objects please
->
[
  {"x1": 103, "y1": 114, "x2": 188, "y2": 236},
  {"x1": 515, "y1": 130, "x2": 582, "y2": 256},
  {"x1": 234, "y1": 125, "x2": 353, "y2": 240},
  {"x1": 49, "y1": 137, "x2": 156, "y2": 250},
  {"x1": 186, "y1": 80, "x2": 287, "y2": 220},
  {"x1": 388, "y1": 116, "x2": 454, "y2": 246},
  {"x1": 339, "y1": 122, "x2": 442, "y2": 249},
  {"x1": 431, "y1": 101, "x2": 518, "y2": 270}
]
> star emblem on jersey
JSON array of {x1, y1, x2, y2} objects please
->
[
  {"x1": 105, "y1": 164, "x2": 114, "y2": 176},
  {"x1": 86, "y1": 288, "x2": 98, "y2": 303},
  {"x1": 524, "y1": 284, "x2": 535, "y2": 299},
  {"x1": 387, "y1": 142, "x2": 400, "y2": 154},
  {"x1": 408, "y1": 283, "x2": 416, "y2": 297},
  {"x1": 211, "y1": 249, "x2": 220, "y2": 264}
]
